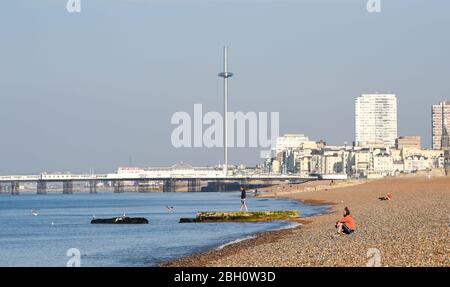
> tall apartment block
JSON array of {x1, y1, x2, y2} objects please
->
[
  {"x1": 355, "y1": 94, "x2": 398, "y2": 148},
  {"x1": 432, "y1": 101, "x2": 450, "y2": 150}
]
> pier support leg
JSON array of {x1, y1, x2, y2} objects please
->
[
  {"x1": 137, "y1": 180, "x2": 149, "y2": 193},
  {"x1": 63, "y1": 180, "x2": 73, "y2": 194},
  {"x1": 136, "y1": 180, "x2": 142, "y2": 192},
  {"x1": 89, "y1": 180, "x2": 97, "y2": 194},
  {"x1": 11, "y1": 181, "x2": 19, "y2": 195},
  {"x1": 187, "y1": 179, "x2": 201, "y2": 192},
  {"x1": 113, "y1": 181, "x2": 125, "y2": 193},
  {"x1": 0, "y1": 183, "x2": 6, "y2": 194},
  {"x1": 37, "y1": 180, "x2": 47, "y2": 194},
  {"x1": 217, "y1": 181, "x2": 226, "y2": 192},
  {"x1": 163, "y1": 179, "x2": 176, "y2": 192},
  {"x1": 207, "y1": 181, "x2": 226, "y2": 192}
]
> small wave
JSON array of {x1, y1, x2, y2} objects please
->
[
  {"x1": 216, "y1": 235, "x2": 256, "y2": 250},
  {"x1": 215, "y1": 222, "x2": 301, "y2": 251},
  {"x1": 269, "y1": 221, "x2": 302, "y2": 231}
]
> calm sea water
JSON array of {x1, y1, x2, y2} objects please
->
[{"x1": 0, "y1": 191, "x2": 328, "y2": 266}]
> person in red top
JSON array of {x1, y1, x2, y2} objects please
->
[
  {"x1": 379, "y1": 192, "x2": 392, "y2": 201},
  {"x1": 335, "y1": 207, "x2": 356, "y2": 235}
]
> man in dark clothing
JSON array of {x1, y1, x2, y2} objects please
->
[{"x1": 240, "y1": 187, "x2": 248, "y2": 211}]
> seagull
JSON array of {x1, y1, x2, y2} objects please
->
[
  {"x1": 31, "y1": 209, "x2": 38, "y2": 216},
  {"x1": 166, "y1": 206, "x2": 174, "y2": 213}
]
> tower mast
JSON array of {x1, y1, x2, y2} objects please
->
[{"x1": 218, "y1": 47, "x2": 234, "y2": 176}]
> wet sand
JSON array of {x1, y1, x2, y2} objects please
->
[{"x1": 163, "y1": 176, "x2": 449, "y2": 267}]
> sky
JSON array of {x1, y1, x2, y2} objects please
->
[{"x1": 0, "y1": 0, "x2": 449, "y2": 174}]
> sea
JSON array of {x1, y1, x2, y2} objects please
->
[{"x1": 0, "y1": 191, "x2": 329, "y2": 266}]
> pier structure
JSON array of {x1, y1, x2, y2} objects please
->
[
  {"x1": 11, "y1": 181, "x2": 20, "y2": 195},
  {"x1": 37, "y1": 180, "x2": 47, "y2": 194},
  {"x1": 187, "y1": 178, "x2": 202, "y2": 192},
  {"x1": 0, "y1": 164, "x2": 318, "y2": 194},
  {"x1": 89, "y1": 180, "x2": 97, "y2": 193},
  {"x1": 163, "y1": 179, "x2": 176, "y2": 193},
  {"x1": 113, "y1": 180, "x2": 125, "y2": 193},
  {"x1": 62, "y1": 180, "x2": 74, "y2": 194}
]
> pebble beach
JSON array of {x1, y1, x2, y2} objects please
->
[{"x1": 163, "y1": 176, "x2": 449, "y2": 267}]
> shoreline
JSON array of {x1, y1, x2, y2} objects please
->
[
  {"x1": 162, "y1": 176, "x2": 450, "y2": 267},
  {"x1": 160, "y1": 218, "x2": 307, "y2": 267},
  {"x1": 160, "y1": 213, "x2": 326, "y2": 267},
  {"x1": 160, "y1": 180, "x2": 344, "y2": 267}
]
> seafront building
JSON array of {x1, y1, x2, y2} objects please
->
[
  {"x1": 432, "y1": 101, "x2": 450, "y2": 150},
  {"x1": 355, "y1": 94, "x2": 398, "y2": 148},
  {"x1": 395, "y1": 136, "x2": 422, "y2": 149},
  {"x1": 266, "y1": 135, "x2": 444, "y2": 179},
  {"x1": 265, "y1": 96, "x2": 450, "y2": 178},
  {"x1": 275, "y1": 134, "x2": 311, "y2": 153}
]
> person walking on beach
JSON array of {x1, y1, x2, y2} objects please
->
[
  {"x1": 335, "y1": 207, "x2": 356, "y2": 236},
  {"x1": 240, "y1": 187, "x2": 248, "y2": 212}
]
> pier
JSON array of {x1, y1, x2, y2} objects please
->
[{"x1": 0, "y1": 164, "x2": 318, "y2": 194}]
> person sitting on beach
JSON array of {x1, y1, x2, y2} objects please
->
[
  {"x1": 240, "y1": 187, "x2": 248, "y2": 212},
  {"x1": 335, "y1": 207, "x2": 356, "y2": 235},
  {"x1": 379, "y1": 192, "x2": 392, "y2": 201}
]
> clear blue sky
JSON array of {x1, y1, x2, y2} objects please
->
[{"x1": 1, "y1": 0, "x2": 449, "y2": 174}]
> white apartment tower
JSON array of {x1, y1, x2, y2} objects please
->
[
  {"x1": 355, "y1": 94, "x2": 398, "y2": 147},
  {"x1": 432, "y1": 101, "x2": 450, "y2": 150}
]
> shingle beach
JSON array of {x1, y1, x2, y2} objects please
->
[{"x1": 163, "y1": 176, "x2": 449, "y2": 267}]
